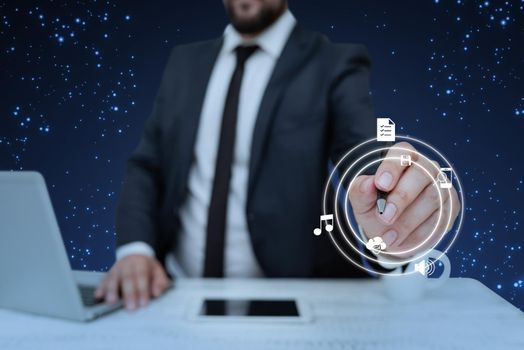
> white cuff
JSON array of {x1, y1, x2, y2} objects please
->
[{"x1": 116, "y1": 242, "x2": 155, "y2": 261}]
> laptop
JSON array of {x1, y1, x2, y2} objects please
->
[{"x1": 0, "y1": 171, "x2": 122, "y2": 321}]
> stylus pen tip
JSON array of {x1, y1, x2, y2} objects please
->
[{"x1": 377, "y1": 198, "x2": 386, "y2": 215}]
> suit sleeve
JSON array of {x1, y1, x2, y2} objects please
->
[
  {"x1": 312, "y1": 44, "x2": 386, "y2": 278},
  {"x1": 115, "y1": 49, "x2": 177, "y2": 254},
  {"x1": 328, "y1": 44, "x2": 375, "y2": 162},
  {"x1": 321, "y1": 44, "x2": 402, "y2": 276}
]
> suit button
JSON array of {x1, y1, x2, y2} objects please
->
[{"x1": 247, "y1": 213, "x2": 255, "y2": 221}]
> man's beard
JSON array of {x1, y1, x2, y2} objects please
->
[{"x1": 226, "y1": 2, "x2": 287, "y2": 35}]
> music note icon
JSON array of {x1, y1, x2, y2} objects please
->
[{"x1": 313, "y1": 214, "x2": 334, "y2": 236}]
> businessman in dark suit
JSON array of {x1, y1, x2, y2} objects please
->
[{"x1": 96, "y1": 0, "x2": 459, "y2": 310}]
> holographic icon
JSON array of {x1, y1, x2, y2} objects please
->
[
  {"x1": 313, "y1": 214, "x2": 334, "y2": 236},
  {"x1": 376, "y1": 118, "x2": 396, "y2": 142},
  {"x1": 414, "y1": 259, "x2": 436, "y2": 276},
  {"x1": 366, "y1": 236, "x2": 387, "y2": 255},
  {"x1": 400, "y1": 154, "x2": 412, "y2": 166},
  {"x1": 437, "y1": 167, "x2": 453, "y2": 189}
]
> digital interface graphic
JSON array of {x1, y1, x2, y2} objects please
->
[
  {"x1": 315, "y1": 134, "x2": 465, "y2": 276},
  {"x1": 0, "y1": 1, "x2": 522, "y2": 309}
]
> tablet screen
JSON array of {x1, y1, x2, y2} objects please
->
[{"x1": 199, "y1": 299, "x2": 299, "y2": 317}]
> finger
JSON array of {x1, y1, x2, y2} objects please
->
[
  {"x1": 379, "y1": 158, "x2": 440, "y2": 225},
  {"x1": 104, "y1": 270, "x2": 120, "y2": 304},
  {"x1": 390, "y1": 183, "x2": 448, "y2": 248},
  {"x1": 151, "y1": 263, "x2": 169, "y2": 298},
  {"x1": 135, "y1": 265, "x2": 150, "y2": 308},
  {"x1": 121, "y1": 266, "x2": 138, "y2": 310},
  {"x1": 374, "y1": 142, "x2": 417, "y2": 192},
  {"x1": 94, "y1": 275, "x2": 107, "y2": 299},
  {"x1": 393, "y1": 204, "x2": 450, "y2": 258},
  {"x1": 151, "y1": 263, "x2": 169, "y2": 297},
  {"x1": 348, "y1": 175, "x2": 377, "y2": 215},
  {"x1": 95, "y1": 264, "x2": 119, "y2": 298},
  {"x1": 385, "y1": 187, "x2": 460, "y2": 259}
]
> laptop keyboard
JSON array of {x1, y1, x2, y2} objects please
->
[{"x1": 78, "y1": 285, "x2": 103, "y2": 306}]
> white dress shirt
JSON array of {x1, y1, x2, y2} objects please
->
[{"x1": 116, "y1": 10, "x2": 297, "y2": 278}]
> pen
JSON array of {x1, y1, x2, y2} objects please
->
[
  {"x1": 377, "y1": 190, "x2": 387, "y2": 214},
  {"x1": 376, "y1": 148, "x2": 389, "y2": 215}
]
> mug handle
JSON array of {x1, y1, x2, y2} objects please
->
[{"x1": 424, "y1": 249, "x2": 451, "y2": 290}]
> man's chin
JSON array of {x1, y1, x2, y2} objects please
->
[
  {"x1": 226, "y1": 1, "x2": 286, "y2": 35},
  {"x1": 232, "y1": 19, "x2": 266, "y2": 35}
]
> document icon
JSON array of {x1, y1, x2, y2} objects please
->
[{"x1": 377, "y1": 118, "x2": 395, "y2": 142}]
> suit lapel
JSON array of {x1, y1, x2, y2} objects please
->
[
  {"x1": 172, "y1": 38, "x2": 223, "y2": 202},
  {"x1": 247, "y1": 25, "x2": 316, "y2": 199}
]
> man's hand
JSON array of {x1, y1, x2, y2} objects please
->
[
  {"x1": 348, "y1": 142, "x2": 460, "y2": 259},
  {"x1": 95, "y1": 255, "x2": 170, "y2": 310}
]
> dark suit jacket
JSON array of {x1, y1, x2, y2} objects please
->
[{"x1": 116, "y1": 24, "x2": 375, "y2": 278}]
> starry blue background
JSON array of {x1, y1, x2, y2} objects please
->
[{"x1": 0, "y1": 0, "x2": 522, "y2": 309}]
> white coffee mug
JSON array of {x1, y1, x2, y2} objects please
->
[{"x1": 382, "y1": 249, "x2": 451, "y2": 303}]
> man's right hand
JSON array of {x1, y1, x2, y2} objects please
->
[{"x1": 94, "y1": 255, "x2": 170, "y2": 310}]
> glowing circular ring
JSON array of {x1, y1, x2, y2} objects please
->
[
  {"x1": 327, "y1": 144, "x2": 454, "y2": 271},
  {"x1": 333, "y1": 148, "x2": 448, "y2": 265},
  {"x1": 340, "y1": 153, "x2": 445, "y2": 259},
  {"x1": 320, "y1": 135, "x2": 465, "y2": 276}
]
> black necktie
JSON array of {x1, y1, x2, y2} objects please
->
[{"x1": 203, "y1": 45, "x2": 259, "y2": 278}]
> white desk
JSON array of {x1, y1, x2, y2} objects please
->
[{"x1": 0, "y1": 278, "x2": 522, "y2": 349}]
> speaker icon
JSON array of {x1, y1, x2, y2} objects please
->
[{"x1": 414, "y1": 259, "x2": 435, "y2": 276}]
